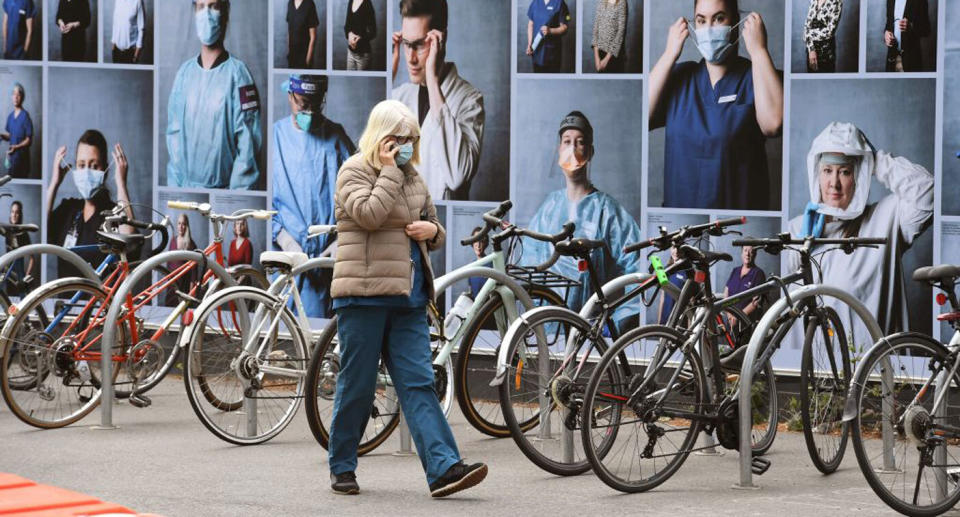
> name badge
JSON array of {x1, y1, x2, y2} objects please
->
[
  {"x1": 18, "y1": 9, "x2": 25, "y2": 14},
  {"x1": 718, "y1": 94, "x2": 737, "y2": 104}
]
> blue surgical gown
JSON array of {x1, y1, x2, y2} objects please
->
[
  {"x1": 3, "y1": 0, "x2": 35, "y2": 59},
  {"x1": 653, "y1": 57, "x2": 769, "y2": 210},
  {"x1": 522, "y1": 189, "x2": 643, "y2": 325},
  {"x1": 527, "y1": 0, "x2": 569, "y2": 68},
  {"x1": 166, "y1": 53, "x2": 263, "y2": 190},
  {"x1": 272, "y1": 116, "x2": 354, "y2": 318},
  {"x1": 4, "y1": 108, "x2": 31, "y2": 178}
]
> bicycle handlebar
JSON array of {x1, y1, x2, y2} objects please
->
[
  {"x1": 0, "y1": 175, "x2": 11, "y2": 187},
  {"x1": 623, "y1": 216, "x2": 746, "y2": 254},
  {"x1": 732, "y1": 235, "x2": 888, "y2": 247},
  {"x1": 166, "y1": 200, "x2": 276, "y2": 222},
  {"x1": 460, "y1": 200, "x2": 513, "y2": 246},
  {"x1": 307, "y1": 224, "x2": 336, "y2": 238}
]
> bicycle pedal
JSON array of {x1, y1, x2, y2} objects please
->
[
  {"x1": 751, "y1": 457, "x2": 771, "y2": 476},
  {"x1": 129, "y1": 394, "x2": 152, "y2": 408},
  {"x1": 176, "y1": 290, "x2": 201, "y2": 306}
]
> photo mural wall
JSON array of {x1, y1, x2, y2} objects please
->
[{"x1": 0, "y1": 0, "x2": 951, "y2": 371}]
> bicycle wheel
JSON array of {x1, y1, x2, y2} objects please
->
[
  {"x1": 581, "y1": 325, "x2": 708, "y2": 493},
  {"x1": 498, "y1": 306, "x2": 616, "y2": 476},
  {"x1": 850, "y1": 333, "x2": 960, "y2": 516},
  {"x1": 427, "y1": 303, "x2": 454, "y2": 417},
  {"x1": 800, "y1": 306, "x2": 850, "y2": 474},
  {"x1": 0, "y1": 278, "x2": 121, "y2": 428},
  {"x1": 455, "y1": 285, "x2": 565, "y2": 438},
  {"x1": 304, "y1": 315, "x2": 400, "y2": 455},
  {"x1": 183, "y1": 286, "x2": 308, "y2": 445}
]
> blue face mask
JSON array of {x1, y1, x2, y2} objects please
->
[
  {"x1": 690, "y1": 19, "x2": 742, "y2": 64},
  {"x1": 195, "y1": 7, "x2": 222, "y2": 46},
  {"x1": 295, "y1": 111, "x2": 313, "y2": 132},
  {"x1": 395, "y1": 143, "x2": 414, "y2": 166},
  {"x1": 72, "y1": 167, "x2": 107, "y2": 200}
]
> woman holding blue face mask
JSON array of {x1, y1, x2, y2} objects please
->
[
  {"x1": 46, "y1": 130, "x2": 134, "y2": 278},
  {"x1": 649, "y1": 0, "x2": 783, "y2": 210}
]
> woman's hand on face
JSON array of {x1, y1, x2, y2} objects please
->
[
  {"x1": 741, "y1": 12, "x2": 768, "y2": 58},
  {"x1": 379, "y1": 139, "x2": 399, "y2": 168},
  {"x1": 665, "y1": 17, "x2": 688, "y2": 61},
  {"x1": 405, "y1": 221, "x2": 437, "y2": 242},
  {"x1": 112, "y1": 143, "x2": 128, "y2": 188}
]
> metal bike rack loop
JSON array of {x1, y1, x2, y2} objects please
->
[
  {"x1": 0, "y1": 244, "x2": 99, "y2": 282},
  {"x1": 736, "y1": 284, "x2": 882, "y2": 489},
  {"x1": 97, "y1": 251, "x2": 237, "y2": 429}
]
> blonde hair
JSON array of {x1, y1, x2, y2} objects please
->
[{"x1": 357, "y1": 100, "x2": 421, "y2": 170}]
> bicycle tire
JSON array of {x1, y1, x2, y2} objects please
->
[
  {"x1": 1, "y1": 289, "x2": 51, "y2": 391},
  {"x1": 581, "y1": 324, "x2": 707, "y2": 492},
  {"x1": 800, "y1": 306, "x2": 850, "y2": 474},
  {"x1": 849, "y1": 333, "x2": 960, "y2": 516},
  {"x1": 455, "y1": 285, "x2": 565, "y2": 438},
  {"x1": 0, "y1": 278, "x2": 121, "y2": 428},
  {"x1": 304, "y1": 315, "x2": 401, "y2": 456},
  {"x1": 183, "y1": 286, "x2": 308, "y2": 445}
]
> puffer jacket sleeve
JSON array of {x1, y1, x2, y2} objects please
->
[
  {"x1": 336, "y1": 161, "x2": 406, "y2": 231},
  {"x1": 422, "y1": 189, "x2": 446, "y2": 252}
]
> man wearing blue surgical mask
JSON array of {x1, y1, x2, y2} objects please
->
[
  {"x1": 46, "y1": 130, "x2": 135, "y2": 278},
  {"x1": 272, "y1": 74, "x2": 355, "y2": 318},
  {"x1": 166, "y1": 0, "x2": 263, "y2": 190},
  {"x1": 649, "y1": 0, "x2": 783, "y2": 211}
]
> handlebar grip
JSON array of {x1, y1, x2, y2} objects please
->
[
  {"x1": 167, "y1": 200, "x2": 199, "y2": 210},
  {"x1": 308, "y1": 224, "x2": 336, "y2": 237},
  {"x1": 251, "y1": 210, "x2": 277, "y2": 221},
  {"x1": 623, "y1": 238, "x2": 657, "y2": 254},
  {"x1": 714, "y1": 216, "x2": 747, "y2": 228},
  {"x1": 0, "y1": 175, "x2": 11, "y2": 187},
  {"x1": 554, "y1": 221, "x2": 576, "y2": 242},
  {"x1": 732, "y1": 238, "x2": 775, "y2": 247},
  {"x1": 493, "y1": 200, "x2": 513, "y2": 217},
  {"x1": 533, "y1": 250, "x2": 561, "y2": 272}
]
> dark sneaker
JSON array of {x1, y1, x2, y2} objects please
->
[
  {"x1": 330, "y1": 471, "x2": 359, "y2": 495},
  {"x1": 429, "y1": 461, "x2": 488, "y2": 498}
]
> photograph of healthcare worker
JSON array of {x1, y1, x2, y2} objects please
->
[
  {"x1": 648, "y1": 0, "x2": 783, "y2": 211},
  {"x1": 51, "y1": 0, "x2": 95, "y2": 62},
  {"x1": 520, "y1": 111, "x2": 643, "y2": 330},
  {"x1": 327, "y1": 99, "x2": 487, "y2": 497},
  {"x1": 788, "y1": 121, "x2": 933, "y2": 348},
  {"x1": 228, "y1": 219, "x2": 251, "y2": 266},
  {"x1": 287, "y1": 0, "x2": 319, "y2": 69},
  {"x1": 583, "y1": 0, "x2": 641, "y2": 74},
  {"x1": 165, "y1": 212, "x2": 200, "y2": 305},
  {"x1": 271, "y1": 74, "x2": 357, "y2": 319},
  {"x1": 868, "y1": 0, "x2": 935, "y2": 72},
  {"x1": 524, "y1": 0, "x2": 571, "y2": 73},
  {"x1": 1, "y1": 83, "x2": 33, "y2": 179},
  {"x1": 792, "y1": 0, "x2": 858, "y2": 74},
  {"x1": 107, "y1": 0, "x2": 148, "y2": 64},
  {"x1": 46, "y1": 131, "x2": 135, "y2": 278},
  {"x1": 643, "y1": 212, "x2": 706, "y2": 326},
  {"x1": 390, "y1": 0, "x2": 485, "y2": 201},
  {"x1": 162, "y1": 0, "x2": 265, "y2": 190},
  {"x1": 3, "y1": 0, "x2": 38, "y2": 60},
  {"x1": 0, "y1": 191, "x2": 38, "y2": 297},
  {"x1": 338, "y1": 0, "x2": 382, "y2": 71}
]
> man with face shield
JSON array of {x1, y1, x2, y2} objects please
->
[
  {"x1": 46, "y1": 129, "x2": 135, "y2": 278},
  {"x1": 787, "y1": 121, "x2": 933, "y2": 348},
  {"x1": 522, "y1": 111, "x2": 643, "y2": 329},
  {"x1": 166, "y1": 0, "x2": 262, "y2": 190},
  {"x1": 650, "y1": 0, "x2": 783, "y2": 210},
  {"x1": 272, "y1": 74, "x2": 355, "y2": 318},
  {"x1": 390, "y1": 0, "x2": 484, "y2": 201}
]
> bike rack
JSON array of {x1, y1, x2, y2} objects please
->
[
  {"x1": 0, "y1": 244, "x2": 99, "y2": 283},
  {"x1": 97, "y1": 251, "x2": 237, "y2": 429},
  {"x1": 736, "y1": 284, "x2": 883, "y2": 489}
]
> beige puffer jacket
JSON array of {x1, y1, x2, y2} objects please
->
[{"x1": 331, "y1": 153, "x2": 445, "y2": 300}]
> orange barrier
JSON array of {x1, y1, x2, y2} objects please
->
[{"x1": 0, "y1": 474, "x2": 158, "y2": 516}]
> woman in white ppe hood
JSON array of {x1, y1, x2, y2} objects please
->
[{"x1": 787, "y1": 121, "x2": 933, "y2": 349}]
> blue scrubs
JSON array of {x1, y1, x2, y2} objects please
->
[
  {"x1": 272, "y1": 116, "x2": 354, "y2": 318},
  {"x1": 166, "y1": 52, "x2": 263, "y2": 190},
  {"x1": 659, "y1": 270, "x2": 686, "y2": 324},
  {"x1": 653, "y1": 56, "x2": 770, "y2": 210},
  {"x1": 523, "y1": 189, "x2": 643, "y2": 325},
  {"x1": 2, "y1": 0, "x2": 35, "y2": 60},
  {"x1": 4, "y1": 108, "x2": 30, "y2": 178},
  {"x1": 527, "y1": 0, "x2": 569, "y2": 71}
]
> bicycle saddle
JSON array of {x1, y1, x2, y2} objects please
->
[
  {"x1": 912, "y1": 264, "x2": 960, "y2": 284},
  {"x1": 96, "y1": 231, "x2": 145, "y2": 253},
  {"x1": 555, "y1": 238, "x2": 605, "y2": 256},
  {"x1": 260, "y1": 251, "x2": 309, "y2": 270}
]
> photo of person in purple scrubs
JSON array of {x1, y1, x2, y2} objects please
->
[{"x1": 722, "y1": 244, "x2": 766, "y2": 325}]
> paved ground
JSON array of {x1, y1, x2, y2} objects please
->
[{"x1": 2, "y1": 379, "x2": 956, "y2": 517}]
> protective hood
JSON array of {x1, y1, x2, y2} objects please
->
[{"x1": 806, "y1": 122, "x2": 875, "y2": 220}]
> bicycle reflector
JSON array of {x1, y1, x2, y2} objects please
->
[
  {"x1": 183, "y1": 309, "x2": 194, "y2": 327},
  {"x1": 578, "y1": 259, "x2": 588, "y2": 272},
  {"x1": 937, "y1": 293, "x2": 948, "y2": 306},
  {"x1": 694, "y1": 270, "x2": 707, "y2": 283}
]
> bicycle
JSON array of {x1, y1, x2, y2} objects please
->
[
  {"x1": 580, "y1": 233, "x2": 885, "y2": 493},
  {"x1": 846, "y1": 264, "x2": 960, "y2": 516},
  {"x1": 303, "y1": 200, "x2": 576, "y2": 452},
  {"x1": 0, "y1": 203, "x2": 273, "y2": 428}
]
